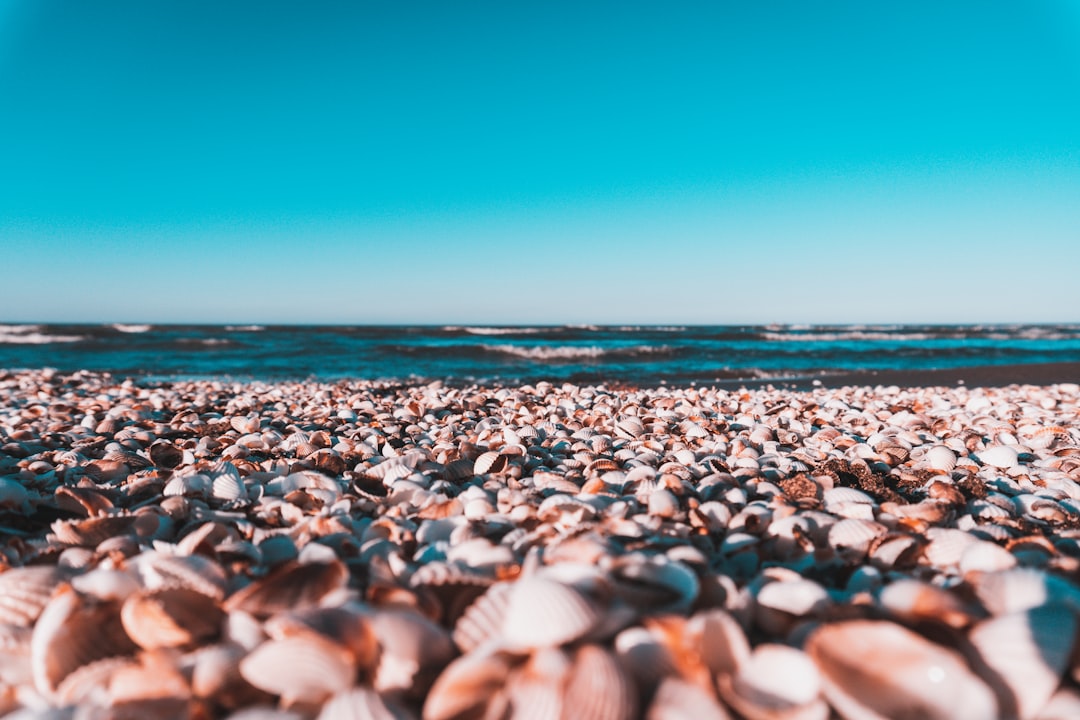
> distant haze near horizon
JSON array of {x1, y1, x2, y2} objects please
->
[{"x1": 2, "y1": 1, "x2": 1078, "y2": 325}]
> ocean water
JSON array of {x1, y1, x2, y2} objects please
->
[{"x1": 1, "y1": 323, "x2": 1079, "y2": 386}]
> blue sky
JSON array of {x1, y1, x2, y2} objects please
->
[{"x1": 1, "y1": 1, "x2": 1078, "y2": 324}]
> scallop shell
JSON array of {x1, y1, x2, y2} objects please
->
[
  {"x1": 317, "y1": 687, "x2": 412, "y2": 720},
  {"x1": 224, "y1": 559, "x2": 349, "y2": 618},
  {"x1": 0, "y1": 566, "x2": 68, "y2": 627},
  {"x1": 239, "y1": 634, "x2": 356, "y2": 705},
  {"x1": 212, "y1": 472, "x2": 248, "y2": 502},
  {"x1": 51, "y1": 513, "x2": 138, "y2": 547},
  {"x1": 120, "y1": 587, "x2": 224, "y2": 650},
  {"x1": 473, "y1": 451, "x2": 510, "y2": 475},
  {"x1": 131, "y1": 551, "x2": 230, "y2": 600},
  {"x1": 806, "y1": 620, "x2": 998, "y2": 720},
  {"x1": 646, "y1": 677, "x2": 732, "y2": 720},
  {"x1": 560, "y1": 644, "x2": 638, "y2": 720},
  {"x1": 366, "y1": 608, "x2": 455, "y2": 696},
  {"x1": 717, "y1": 644, "x2": 827, "y2": 720},
  {"x1": 502, "y1": 575, "x2": 605, "y2": 650},
  {"x1": 30, "y1": 586, "x2": 139, "y2": 698},
  {"x1": 967, "y1": 605, "x2": 1075, "y2": 720},
  {"x1": 925, "y1": 445, "x2": 958, "y2": 472},
  {"x1": 423, "y1": 644, "x2": 515, "y2": 720},
  {"x1": 148, "y1": 440, "x2": 185, "y2": 469},
  {"x1": 977, "y1": 445, "x2": 1020, "y2": 469},
  {"x1": 827, "y1": 519, "x2": 887, "y2": 563}
]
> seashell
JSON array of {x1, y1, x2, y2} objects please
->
[
  {"x1": 30, "y1": 585, "x2": 139, "y2": 698},
  {"x1": 51, "y1": 513, "x2": 138, "y2": 547},
  {"x1": 131, "y1": 551, "x2": 230, "y2": 600},
  {"x1": 959, "y1": 540, "x2": 1018, "y2": 574},
  {"x1": 925, "y1": 445, "x2": 958, "y2": 472},
  {"x1": 687, "y1": 608, "x2": 751, "y2": 677},
  {"x1": 366, "y1": 608, "x2": 455, "y2": 697},
  {"x1": 239, "y1": 633, "x2": 355, "y2": 705},
  {"x1": 822, "y1": 487, "x2": 876, "y2": 520},
  {"x1": 826, "y1": 518, "x2": 887, "y2": 563},
  {"x1": 1037, "y1": 687, "x2": 1080, "y2": 720},
  {"x1": 717, "y1": 644, "x2": 827, "y2": 720},
  {"x1": 647, "y1": 676, "x2": 732, "y2": 720},
  {"x1": 212, "y1": 471, "x2": 248, "y2": 502},
  {"x1": 0, "y1": 566, "x2": 68, "y2": 628},
  {"x1": 69, "y1": 568, "x2": 140, "y2": 602},
  {"x1": 922, "y1": 527, "x2": 979, "y2": 569},
  {"x1": 230, "y1": 415, "x2": 261, "y2": 434},
  {"x1": 877, "y1": 579, "x2": 979, "y2": 629},
  {"x1": 452, "y1": 581, "x2": 514, "y2": 653},
  {"x1": 977, "y1": 445, "x2": 1020, "y2": 469},
  {"x1": 967, "y1": 605, "x2": 1075, "y2": 720},
  {"x1": 149, "y1": 440, "x2": 185, "y2": 469},
  {"x1": 120, "y1": 587, "x2": 224, "y2": 650},
  {"x1": 224, "y1": 559, "x2": 348, "y2": 618},
  {"x1": 473, "y1": 451, "x2": 509, "y2": 475},
  {"x1": 423, "y1": 644, "x2": 515, "y2": 720},
  {"x1": 754, "y1": 578, "x2": 831, "y2": 637},
  {"x1": 615, "y1": 417, "x2": 646, "y2": 439},
  {"x1": 164, "y1": 473, "x2": 211, "y2": 498},
  {"x1": 559, "y1": 643, "x2": 638, "y2": 720},
  {"x1": 806, "y1": 620, "x2": 998, "y2": 720},
  {"x1": 968, "y1": 567, "x2": 1080, "y2": 617},
  {"x1": 317, "y1": 687, "x2": 412, "y2": 720},
  {"x1": 501, "y1": 575, "x2": 605, "y2": 650},
  {"x1": 55, "y1": 485, "x2": 115, "y2": 517},
  {"x1": 610, "y1": 555, "x2": 700, "y2": 615}
]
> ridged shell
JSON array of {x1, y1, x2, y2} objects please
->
[
  {"x1": 967, "y1": 605, "x2": 1075, "y2": 720},
  {"x1": 473, "y1": 451, "x2": 509, "y2": 475},
  {"x1": 148, "y1": 440, "x2": 184, "y2": 469},
  {"x1": 452, "y1": 581, "x2": 514, "y2": 653},
  {"x1": 423, "y1": 646, "x2": 514, "y2": 720},
  {"x1": 806, "y1": 620, "x2": 998, "y2": 720},
  {"x1": 224, "y1": 559, "x2": 349, "y2": 618},
  {"x1": 969, "y1": 567, "x2": 1080, "y2": 617},
  {"x1": 562, "y1": 644, "x2": 638, "y2": 720},
  {"x1": 120, "y1": 587, "x2": 224, "y2": 650},
  {"x1": 976, "y1": 445, "x2": 1020, "y2": 469},
  {"x1": 131, "y1": 552, "x2": 230, "y2": 600},
  {"x1": 212, "y1": 472, "x2": 248, "y2": 501},
  {"x1": 239, "y1": 634, "x2": 355, "y2": 704},
  {"x1": 646, "y1": 677, "x2": 732, "y2": 720},
  {"x1": 827, "y1": 519, "x2": 887, "y2": 562},
  {"x1": 30, "y1": 586, "x2": 139, "y2": 697},
  {"x1": 502, "y1": 576, "x2": 605, "y2": 650},
  {"x1": 51, "y1": 514, "x2": 138, "y2": 547},
  {"x1": 926, "y1": 445, "x2": 958, "y2": 472},
  {"x1": 0, "y1": 566, "x2": 67, "y2": 627},
  {"x1": 317, "y1": 687, "x2": 411, "y2": 720},
  {"x1": 717, "y1": 644, "x2": 826, "y2": 720}
]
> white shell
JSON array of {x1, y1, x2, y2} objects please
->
[
  {"x1": 977, "y1": 445, "x2": 1020, "y2": 469},
  {"x1": 807, "y1": 620, "x2": 998, "y2": 720}
]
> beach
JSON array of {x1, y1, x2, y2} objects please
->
[{"x1": 2, "y1": 367, "x2": 1080, "y2": 718}]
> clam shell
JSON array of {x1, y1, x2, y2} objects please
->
[
  {"x1": 610, "y1": 556, "x2": 700, "y2": 615},
  {"x1": 239, "y1": 634, "x2": 355, "y2": 705},
  {"x1": 422, "y1": 645, "x2": 515, "y2": 720},
  {"x1": 224, "y1": 559, "x2": 349, "y2": 618},
  {"x1": 967, "y1": 605, "x2": 1075, "y2": 720},
  {"x1": 717, "y1": 644, "x2": 827, "y2": 720},
  {"x1": 970, "y1": 568, "x2": 1080, "y2": 616},
  {"x1": 149, "y1": 440, "x2": 185, "y2": 469},
  {"x1": 646, "y1": 677, "x2": 732, "y2": 720},
  {"x1": 925, "y1": 445, "x2": 957, "y2": 472},
  {"x1": 30, "y1": 586, "x2": 139, "y2": 697},
  {"x1": 806, "y1": 620, "x2": 998, "y2": 720},
  {"x1": 51, "y1": 513, "x2": 138, "y2": 547},
  {"x1": 131, "y1": 552, "x2": 230, "y2": 600},
  {"x1": 452, "y1": 581, "x2": 514, "y2": 653},
  {"x1": 317, "y1": 687, "x2": 411, "y2": 720},
  {"x1": 0, "y1": 566, "x2": 67, "y2": 627},
  {"x1": 977, "y1": 445, "x2": 1020, "y2": 469},
  {"x1": 827, "y1": 519, "x2": 887, "y2": 563},
  {"x1": 502, "y1": 576, "x2": 605, "y2": 650},
  {"x1": 563, "y1": 644, "x2": 638, "y2": 720},
  {"x1": 120, "y1": 587, "x2": 224, "y2": 650}
]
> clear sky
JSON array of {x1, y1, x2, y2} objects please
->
[{"x1": 1, "y1": 1, "x2": 1078, "y2": 325}]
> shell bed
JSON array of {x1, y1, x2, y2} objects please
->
[{"x1": 1, "y1": 368, "x2": 1080, "y2": 719}]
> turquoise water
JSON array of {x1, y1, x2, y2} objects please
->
[{"x1": 2, "y1": 323, "x2": 1079, "y2": 386}]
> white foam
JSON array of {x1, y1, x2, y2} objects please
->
[
  {"x1": 111, "y1": 323, "x2": 152, "y2": 333},
  {"x1": 482, "y1": 344, "x2": 666, "y2": 360},
  {"x1": 225, "y1": 325, "x2": 266, "y2": 332}
]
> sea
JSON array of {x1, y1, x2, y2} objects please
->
[{"x1": 1, "y1": 323, "x2": 1079, "y2": 387}]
